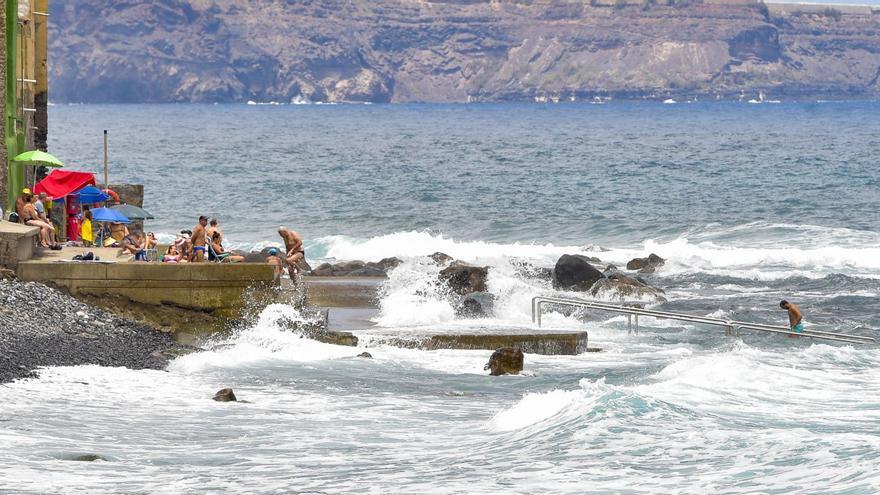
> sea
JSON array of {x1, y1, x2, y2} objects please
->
[{"x1": 2, "y1": 101, "x2": 879, "y2": 493}]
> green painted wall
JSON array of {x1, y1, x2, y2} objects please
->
[{"x1": 4, "y1": 0, "x2": 21, "y2": 213}]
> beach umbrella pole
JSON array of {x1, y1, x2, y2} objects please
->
[{"x1": 103, "y1": 130, "x2": 109, "y2": 189}]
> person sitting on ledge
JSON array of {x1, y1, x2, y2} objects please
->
[
  {"x1": 209, "y1": 231, "x2": 244, "y2": 263},
  {"x1": 265, "y1": 248, "x2": 283, "y2": 277},
  {"x1": 121, "y1": 232, "x2": 147, "y2": 261},
  {"x1": 14, "y1": 188, "x2": 30, "y2": 223},
  {"x1": 145, "y1": 232, "x2": 158, "y2": 250},
  {"x1": 108, "y1": 222, "x2": 129, "y2": 246},
  {"x1": 207, "y1": 218, "x2": 222, "y2": 243},
  {"x1": 163, "y1": 243, "x2": 182, "y2": 263},
  {"x1": 23, "y1": 193, "x2": 56, "y2": 248}
]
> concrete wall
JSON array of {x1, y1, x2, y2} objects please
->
[
  {"x1": 0, "y1": 221, "x2": 39, "y2": 269},
  {"x1": 17, "y1": 261, "x2": 278, "y2": 316}
]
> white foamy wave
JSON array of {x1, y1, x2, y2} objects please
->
[
  {"x1": 490, "y1": 389, "x2": 585, "y2": 432},
  {"x1": 604, "y1": 237, "x2": 880, "y2": 280},
  {"x1": 317, "y1": 231, "x2": 579, "y2": 264},
  {"x1": 170, "y1": 304, "x2": 358, "y2": 373}
]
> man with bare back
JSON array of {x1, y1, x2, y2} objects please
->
[
  {"x1": 191, "y1": 216, "x2": 208, "y2": 262},
  {"x1": 780, "y1": 300, "x2": 804, "y2": 334},
  {"x1": 278, "y1": 226, "x2": 307, "y2": 275}
]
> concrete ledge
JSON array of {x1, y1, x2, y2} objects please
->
[
  {"x1": 0, "y1": 221, "x2": 40, "y2": 270},
  {"x1": 373, "y1": 331, "x2": 591, "y2": 355},
  {"x1": 303, "y1": 277, "x2": 382, "y2": 308},
  {"x1": 17, "y1": 261, "x2": 278, "y2": 315}
]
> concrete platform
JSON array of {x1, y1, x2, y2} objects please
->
[
  {"x1": 17, "y1": 260, "x2": 278, "y2": 319},
  {"x1": 0, "y1": 221, "x2": 40, "y2": 270},
  {"x1": 363, "y1": 329, "x2": 591, "y2": 355},
  {"x1": 299, "y1": 276, "x2": 593, "y2": 355},
  {"x1": 302, "y1": 276, "x2": 382, "y2": 308}
]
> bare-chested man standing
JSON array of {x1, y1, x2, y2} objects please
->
[
  {"x1": 191, "y1": 216, "x2": 208, "y2": 262},
  {"x1": 780, "y1": 300, "x2": 804, "y2": 334},
  {"x1": 278, "y1": 226, "x2": 306, "y2": 275}
]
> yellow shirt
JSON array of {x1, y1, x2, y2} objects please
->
[{"x1": 81, "y1": 218, "x2": 94, "y2": 242}]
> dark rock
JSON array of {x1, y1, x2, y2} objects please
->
[
  {"x1": 590, "y1": 273, "x2": 666, "y2": 302},
  {"x1": 311, "y1": 262, "x2": 335, "y2": 276},
  {"x1": 243, "y1": 252, "x2": 269, "y2": 263},
  {"x1": 349, "y1": 266, "x2": 388, "y2": 278},
  {"x1": 552, "y1": 254, "x2": 606, "y2": 291},
  {"x1": 439, "y1": 264, "x2": 489, "y2": 295},
  {"x1": 626, "y1": 253, "x2": 665, "y2": 273},
  {"x1": 213, "y1": 388, "x2": 237, "y2": 402},
  {"x1": 70, "y1": 454, "x2": 110, "y2": 462},
  {"x1": 377, "y1": 257, "x2": 403, "y2": 271},
  {"x1": 510, "y1": 259, "x2": 552, "y2": 281},
  {"x1": 318, "y1": 331, "x2": 359, "y2": 347},
  {"x1": 456, "y1": 292, "x2": 495, "y2": 318},
  {"x1": 484, "y1": 348, "x2": 524, "y2": 376},
  {"x1": 310, "y1": 260, "x2": 390, "y2": 277},
  {"x1": 277, "y1": 312, "x2": 359, "y2": 347},
  {"x1": 429, "y1": 252, "x2": 454, "y2": 265},
  {"x1": 357, "y1": 352, "x2": 373, "y2": 359}
]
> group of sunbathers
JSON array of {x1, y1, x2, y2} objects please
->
[
  {"x1": 13, "y1": 188, "x2": 61, "y2": 249},
  {"x1": 162, "y1": 216, "x2": 244, "y2": 263}
]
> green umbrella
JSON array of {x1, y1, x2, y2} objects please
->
[
  {"x1": 13, "y1": 150, "x2": 64, "y2": 167},
  {"x1": 110, "y1": 203, "x2": 155, "y2": 221}
]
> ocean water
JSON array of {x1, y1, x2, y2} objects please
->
[{"x1": 2, "y1": 102, "x2": 879, "y2": 493}]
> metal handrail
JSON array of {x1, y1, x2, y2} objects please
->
[{"x1": 532, "y1": 296, "x2": 875, "y2": 345}]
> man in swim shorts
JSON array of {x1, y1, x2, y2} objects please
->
[
  {"x1": 191, "y1": 216, "x2": 208, "y2": 262},
  {"x1": 278, "y1": 226, "x2": 307, "y2": 276},
  {"x1": 780, "y1": 300, "x2": 804, "y2": 333}
]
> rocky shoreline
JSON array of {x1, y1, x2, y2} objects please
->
[{"x1": 0, "y1": 280, "x2": 185, "y2": 383}]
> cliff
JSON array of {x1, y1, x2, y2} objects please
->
[{"x1": 48, "y1": 0, "x2": 880, "y2": 103}]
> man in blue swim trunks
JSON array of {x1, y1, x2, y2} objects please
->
[
  {"x1": 191, "y1": 215, "x2": 208, "y2": 262},
  {"x1": 780, "y1": 300, "x2": 804, "y2": 334}
]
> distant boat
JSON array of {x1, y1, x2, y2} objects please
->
[{"x1": 663, "y1": 98, "x2": 676, "y2": 104}]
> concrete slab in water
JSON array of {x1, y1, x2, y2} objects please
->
[{"x1": 303, "y1": 276, "x2": 382, "y2": 308}]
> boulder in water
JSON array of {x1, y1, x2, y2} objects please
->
[
  {"x1": 590, "y1": 273, "x2": 666, "y2": 302},
  {"x1": 377, "y1": 257, "x2": 403, "y2": 271},
  {"x1": 213, "y1": 388, "x2": 237, "y2": 402},
  {"x1": 429, "y1": 252, "x2": 454, "y2": 265},
  {"x1": 439, "y1": 263, "x2": 489, "y2": 295},
  {"x1": 357, "y1": 351, "x2": 373, "y2": 359},
  {"x1": 552, "y1": 254, "x2": 606, "y2": 291},
  {"x1": 626, "y1": 253, "x2": 665, "y2": 273},
  {"x1": 510, "y1": 258, "x2": 552, "y2": 281},
  {"x1": 484, "y1": 348, "x2": 524, "y2": 376},
  {"x1": 456, "y1": 291, "x2": 495, "y2": 318}
]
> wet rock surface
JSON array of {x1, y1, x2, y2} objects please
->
[
  {"x1": 213, "y1": 388, "x2": 237, "y2": 402},
  {"x1": 309, "y1": 258, "x2": 402, "y2": 278},
  {"x1": 0, "y1": 280, "x2": 182, "y2": 383},
  {"x1": 455, "y1": 292, "x2": 496, "y2": 318},
  {"x1": 439, "y1": 263, "x2": 489, "y2": 296},
  {"x1": 552, "y1": 254, "x2": 606, "y2": 291},
  {"x1": 626, "y1": 253, "x2": 665, "y2": 273},
  {"x1": 485, "y1": 348, "x2": 524, "y2": 376},
  {"x1": 590, "y1": 273, "x2": 667, "y2": 303}
]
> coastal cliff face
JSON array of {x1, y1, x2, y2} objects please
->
[{"x1": 49, "y1": 0, "x2": 880, "y2": 103}]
